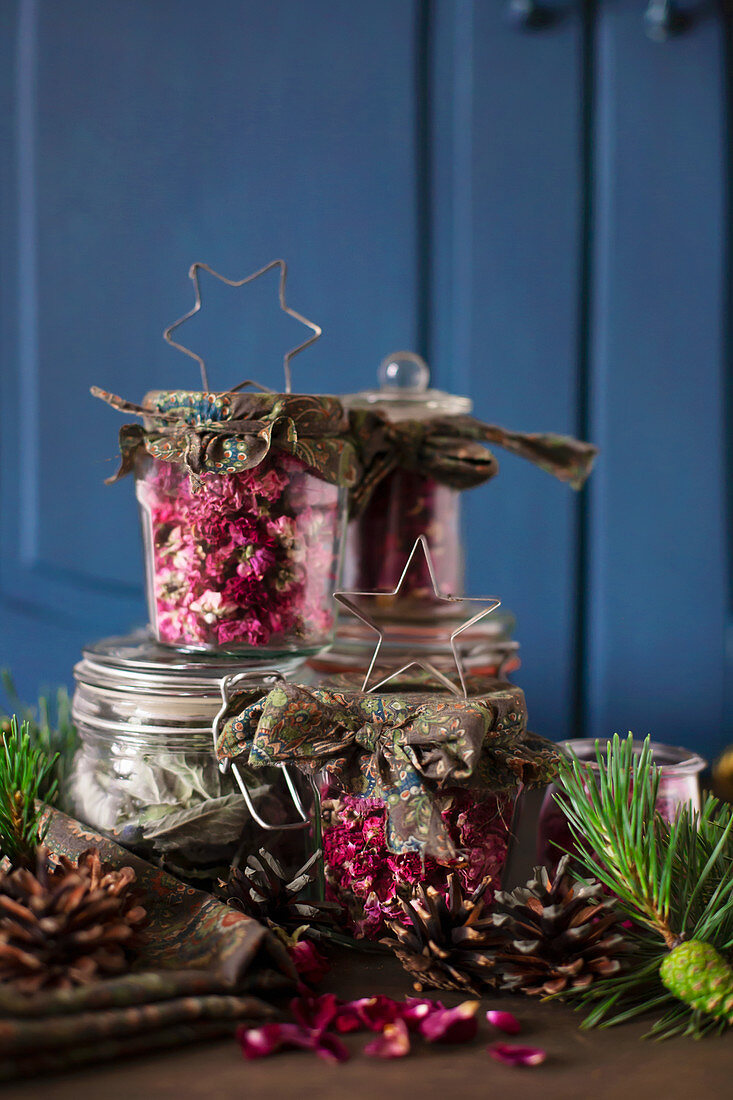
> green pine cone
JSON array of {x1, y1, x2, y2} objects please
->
[{"x1": 660, "y1": 941, "x2": 733, "y2": 1023}]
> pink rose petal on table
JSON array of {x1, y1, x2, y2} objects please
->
[
  {"x1": 290, "y1": 993, "x2": 341, "y2": 1032},
  {"x1": 289, "y1": 939, "x2": 330, "y2": 986},
  {"x1": 401, "y1": 997, "x2": 446, "y2": 1031},
  {"x1": 347, "y1": 995, "x2": 403, "y2": 1032},
  {"x1": 486, "y1": 1009, "x2": 521, "y2": 1035},
  {"x1": 238, "y1": 1018, "x2": 350, "y2": 1064},
  {"x1": 488, "y1": 1043, "x2": 546, "y2": 1067},
  {"x1": 313, "y1": 1031, "x2": 351, "y2": 1064},
  {"x1": 364, "y1": 1019, "x2": 411, "y2": 1059},
  {"x1": 237, "y1": 1022, "x2": 314, "y2": 1060},
  {"x1": 419, "y1": 1001, "x2": 479, "y2": 1044}
]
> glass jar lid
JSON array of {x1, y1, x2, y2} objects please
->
[
  {"x1": 342, "y1": 351, "x2": 472, "y2": 422},
  {"x1": 72, "y1": 630, "x2": 288, "y2": 740}
]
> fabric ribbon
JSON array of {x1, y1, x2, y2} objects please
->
[
  {"x1": 348, "y1": 409, "x2": 598, "y2": 512},
  {"x1": 216, "y1": 680, "x2": 559, "y2": 859},
  {"x1": 91, "y1": 387, "x2": 360, "y2": 487}
]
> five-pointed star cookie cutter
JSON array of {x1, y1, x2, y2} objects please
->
[
  {"x1": 164, "y1": 259, "x2": 322, "y2": 393},
  {"x1": 334, "y1": 535, "x2": 502, "y2": 698}
]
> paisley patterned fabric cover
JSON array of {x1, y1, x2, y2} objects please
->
[
  {"x1": 216, "y1": 678, "x2": 560, "y2": 860},
  {"x1": 91, "y1": 386, "x2": 360, "y2": 485}
]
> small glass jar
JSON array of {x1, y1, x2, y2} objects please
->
[
  {"x1": 213, "y1": 671, "x2": 555, "y2": 943},
  {"x1": 69, "y1": 632, "x2": 315, "y2": 887},
  {"x1": 536, "y1": 738, "x2": 707, "y2": 870},
  {"x1": 134, "y1": 392, "x2": 346, "y2": 656},
  {"x1": 341, "y1": 352, "x2": 472, "y2": 600}
]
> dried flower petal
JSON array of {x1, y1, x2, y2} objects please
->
[
  {"x1": 313, "y1": 1031, "x2": 351, "y2": 1064},
  {"x1": 322, "y1": 790, "x2": 513, "y2": 939},
  {"x1": 290, "y1": 993, "x2": 341, "y2": 1032},
  {"x1": 401, "y1": 997, "x2": 446, "y2": 1031},
  {"x1": 488, "y1": 1043, "x2": 546, "y2": 1067},
  {"x1": 237, "y1": 1022, "x2": 313, "y2": 1060},
  {"x1": 238, "y1": 1017, "x2": 350, "y2": 1064},
  {"x1": 364, "y1": 1019, "x2": 411, "y2": 1059},
  {"x1": 343, "y1": 995, "x2": 403, "y2": 1032},
  {"x1": 419, "y1": 1001, "x2": 479, "y2": 1044},
  {"x1": 290, "y1": 939, "x2": 330, "y2": 986},
  {"x1": 486, "y1": 1009, "x2": 521, "y2": 1035}
]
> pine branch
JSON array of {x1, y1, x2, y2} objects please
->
[
  {"x1": 554, "y1": 733, "x2": 733, "y2": 1038},
  {"x1": 1, "y1": 671, "x2": 77, "y2": 805},
  {"x1": 0, "y1": 715, "x2": 59, "y2": 868},
  {"x1": 556, "y1": 734, "x2": 681, "y2": 946}
]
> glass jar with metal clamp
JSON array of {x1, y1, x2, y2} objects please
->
[{"x1": 69, "y1": 631, "x2": 315, "y2": 889}]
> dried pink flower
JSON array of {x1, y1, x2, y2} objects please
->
[
  {"x1": 401, "y1": 997, "x2": 446, "y2": 1031},
  {"x1": 238, "y1": 1012, "x2": 350, "y2": 1064},
  {"x1": 335, "y1": 996, "x2": 403, "y2": 1033},
  {"x1": 290, "y1": 994, "x2": 341, "y2": 1032},
  {"x1": 141, "y1": 455, "x2": 339, "y2": 650},
  {"x1": 322, "y1": 789, "x2": 515, "y2": 939},
  {"x1": 237, "y1": 1022, "x2": 311, "y2": 1060}
]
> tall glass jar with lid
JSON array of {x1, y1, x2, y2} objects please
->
[{"x1": 342, "y1": 352, "x2": 472, "y2": 601}]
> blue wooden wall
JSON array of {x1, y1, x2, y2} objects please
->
[{"x1": 0, "y1": 0, "x2": 730, "y2": 762}]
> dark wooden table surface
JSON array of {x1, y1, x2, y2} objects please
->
[
  {"x1": 5, "y1": 794, "x2": 732, "y2": 1098},
  {"x1": 3, "y1": 944, "x2": 732, "y2": 1100}
]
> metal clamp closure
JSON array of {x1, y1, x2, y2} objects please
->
[{"x1": 213, "y1": 669, "x2": 310, "y2": 832}]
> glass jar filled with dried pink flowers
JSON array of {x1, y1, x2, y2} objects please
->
[
  {"x1": 214, "y1": 672, "x2": 561, "y2": 942},
  {"x1": 93, "y1": 386, "x2": 359, "y2": 657}
]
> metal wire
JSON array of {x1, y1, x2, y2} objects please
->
[
  {"x1": 334, "y1": 534, "x2": 502, "y2": 697},
  {"x1": 163, "y1": 259, "x2": 322, "y2": 393}
]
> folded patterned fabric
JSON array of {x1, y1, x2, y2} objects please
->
[{"x1": 0, "y1": 808, "x2": 295, "y2": 1081}]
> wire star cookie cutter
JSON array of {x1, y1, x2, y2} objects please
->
[
  {"x1": 163, "y1": 259, "x2": 322, "y2": 393},
  {"x1": 334, "y1": 535, "x2": 502, "y2": 698}
]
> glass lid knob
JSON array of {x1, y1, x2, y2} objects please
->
[{"x1": 377, "y1": 350, "x2": 430, "y2": 393}]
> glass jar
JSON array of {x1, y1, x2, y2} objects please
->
[
  {"x1": 341, "y1": 352, "x2": 472, "y2": 599},
  {"x1": 134, "y1": 391, "x2": 347, "y2": 656},
  {"x1": 69, "y1": 632, "x2": 315, "y2": 887},
  {"x1": 212, "y1": 670, "x2": 559, "y2": 943},
  {"x1": 304, "y1": 608, "x2": 520, "y2": 686},
  {"x1": 536, "y1": 738, "x2": 707, "y2": 870}
]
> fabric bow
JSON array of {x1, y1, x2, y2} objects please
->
[
  {"x1": 91, "y1": 387, "x2": 360, "y2": 487},
  {"x1": 348, "y1": 410, "x2": 598, "y2": 513},
  {"x1": 215, "y1": 680, "x2": 550, "y2": 859}
]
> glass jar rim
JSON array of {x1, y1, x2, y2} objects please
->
[{"x1": 558, "y1": 738, "x2": 706, "y2": 775}]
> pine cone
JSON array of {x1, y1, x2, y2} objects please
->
[
  {"x1": 383, "y1": 874, "x2": 501, "y2": 995},
  {"x1": 492, "y1": 855, "x2": 625, "y2": 996},
  {"x1": 224, "y1": 848, "x2": 339, "y2": 929},
  {"x1": 0, "y1": 847, "x2": 146, "y2": 994},
  {"x1": 660, "y1": 940, "x2": 733, "y2": 1023}
]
